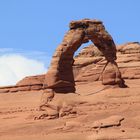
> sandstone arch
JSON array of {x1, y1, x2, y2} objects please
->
[{"x1": 44, "y1": 19, "x2": 126, "y2": 93}]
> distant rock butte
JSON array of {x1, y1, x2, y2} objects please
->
[{"x1": 0, "y1": 42, "x2": 140, "y2": 93}]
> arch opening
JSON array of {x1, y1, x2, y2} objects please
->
[
  {"x1": 74, "y1": 41, "x2": 93, "y2": 57},
  {"x1": 44, "y1": 19, "x2": 127, "y2": 93}
]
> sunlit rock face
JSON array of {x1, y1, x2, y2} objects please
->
[
  {"x1": 74, "y1": 42, "x2": 140, "y2": 84},
  {"x1": 44, "y1": 19, "x2": 125, "y2": 93}
]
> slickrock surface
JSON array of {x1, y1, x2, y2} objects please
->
[{"x1": 0, "y1": 79, "x2": 140, "y2": 139}]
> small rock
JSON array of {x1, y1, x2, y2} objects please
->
[{"x1": 91, "y1": 115, "x2": 124, "y2": 128}]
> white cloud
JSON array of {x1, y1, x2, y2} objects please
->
[
  {"x1": 0, "y1": 54, "x2": 47, "y2": 86},
  {"x1": 0, "y1": 48, "x2": 14, "y2": 53}
]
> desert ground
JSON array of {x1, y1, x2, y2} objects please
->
[{"x1": 0, "y1": 79, "x2": 140, "y2": 140}]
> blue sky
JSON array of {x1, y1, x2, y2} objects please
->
[{"x1": 0, "y1": 0, "x2": 140, "y2": 86}]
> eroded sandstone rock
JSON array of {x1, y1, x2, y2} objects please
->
[
  {"x1": 16, "y1": 74, "x2": 45, "y2": 86},
  {"x1": 1, "y1": 42, "x2": 140, "y2": 93},
  {"x1": 35, "y1": 89, "x2": 77, "y2": 119},
  {"x1": 2, "y1": 24, "x2": 140, "y2": 94},
  {"x1": 90, "y1": 115, "x2": 124, "y2": 128},
  {"x1": 44, "y1": 19, "x2": 126, "y2": 93},
  {"x1": 74, "y1": 42, "x2": 140, "y2": 83}
]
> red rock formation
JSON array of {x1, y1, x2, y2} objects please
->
[
  {"x1": 0, "y1": 42, "x2": 139, "y2": 93},
  {"x1": 117, "y1": 42, "x2": 140, "y2": 79},
  {"x1": 0, "y1": 75, "x2": 45, "y2": 93},
  {"x1": 16, "y1": 75, "x2": 45, "y2": 86},
  {"x1": 44, "y1": 19, "x2": 125, "y2": 93},
  {"x1": 74, "y1": 42, "x2": 140, "y2": 83}
]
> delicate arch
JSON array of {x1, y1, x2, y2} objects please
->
[{"x1": 44, "y1": 19, "x2": 126, "y2": 93}]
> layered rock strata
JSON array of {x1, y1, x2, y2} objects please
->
[
  {"x1": 0, "y1": 75, "x2": 44, "y2": 93},
  {"x1": 74, "y1": 42, "x2": 140, "y2": 83}
]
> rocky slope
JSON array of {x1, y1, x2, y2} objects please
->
[
  {"x1": 0, "y1": 79, "x2": 140, "y2": 139},
  {"x1": 0, "y1": 42, "x2": 140, "y2": 93}
]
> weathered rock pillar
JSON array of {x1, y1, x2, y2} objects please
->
[{"x1": 45, "y1": 28, "x2": 86, "y2": 93}]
